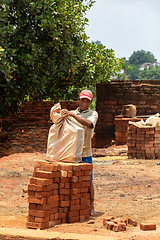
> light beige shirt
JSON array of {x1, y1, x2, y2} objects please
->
[{"x1": 71, "y1": 107, "x2": 98, "y2": 157}]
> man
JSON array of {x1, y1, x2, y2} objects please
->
[{"x1": 60, "y1": 90, "x2": 98, "y2": 215}]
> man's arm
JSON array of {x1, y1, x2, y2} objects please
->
[{"x1": 60, "y1": 109, "x2": 93, "y2": 128}]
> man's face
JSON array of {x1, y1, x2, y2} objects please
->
[{"x1": 79, "y1": 98, "x2": 91, "y2": 111}]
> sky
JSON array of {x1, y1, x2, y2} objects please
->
[{"x1": 85, "y1": 0, "x2": 160, "y2": 61}]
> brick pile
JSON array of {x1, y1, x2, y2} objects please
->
[
  {"x1": 26, "y1": 160, "x2": 92, "y2": 229},
  {"x1": 128, "y1": 124, "x2": 160, "y2": 159},
  {"x1": 103, "y1": 216, "x2": 137, "y2": 232},
  {"x1": 114, "y1": 115, "x2": 139, "y2": 145}
]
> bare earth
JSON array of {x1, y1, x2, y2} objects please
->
[{"x1": 0, "y1": 145, "x2": 160, "y2": 239}]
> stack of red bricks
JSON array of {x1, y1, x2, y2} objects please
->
[
  {"x1": 26, "y1": 160, "x2": 92, "y2": 229},
  {"x1": 128, "y1": 124, "x2": 160, "y2": 159},
  {"x1": 114, "y1": 116, "x2": 139, "y2": 145}
]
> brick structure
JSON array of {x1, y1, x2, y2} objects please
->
[
  {"x1": 114, "y1": 115, "x2": 140, "y2": 145},
  {"x1": 96, "y1": 80, "x2": 160, "y2": 147},
  {"x1": 26, "y1": 160, "x2": 92, "y2": 229},
  {"x1": 128, "y1": 124, "x2": 160, "y2": 159}
]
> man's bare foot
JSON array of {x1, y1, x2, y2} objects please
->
[{"x1": 91, "y1": 209, "x2": 97, "y2": 216}]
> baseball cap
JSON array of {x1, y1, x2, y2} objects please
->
[{"x1": 79, "y1": 90, "x2": 93, "y2": 101}]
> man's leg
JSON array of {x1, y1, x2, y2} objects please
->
[{"x1": 90, "y1": 180, "x2": 97, "y2": 215}]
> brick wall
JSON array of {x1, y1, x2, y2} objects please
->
[
  {"x1": 0, "y1": 101, "x2": 79, "y2": 157},
  {"x1": 95, "y1": 80, "x2": 160, "y2": 147}
]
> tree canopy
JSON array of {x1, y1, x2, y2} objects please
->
[
  {"x1": 0, "y1": 0, "x2": 122, "y2": 116},
  {"x1": 128, "y1": 50, "x2": 157, "y2": 65}
]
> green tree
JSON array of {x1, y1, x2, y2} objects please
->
[
  {"x1": 0, "y1": 0, "x2": 122, "y2": 116},
  {"x1": 141, "y1": 66, "x2": 160, "y2": 80},
  {"x1": 129, "y1": 50, "x2": 157, "y2": 65}
]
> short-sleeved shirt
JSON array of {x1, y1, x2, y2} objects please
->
[{"x1": 71, "y1": 107, "x2": 98, "y2": 157}]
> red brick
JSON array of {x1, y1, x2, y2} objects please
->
[
  {"x1": 28, "y1": 196, "x2": 47, "y2": 205},
  {"x1": 27, "y1": 215, "x2": 35, "y2": 222},
  {"x1": 58, "y1": 212, "x2": 67, "y2": 219},
  {"x1": 68, "y1": 171, "x2": 73, "y2": 177},
  {"x1": 28, "y1": 190, "x2": 35, "y2": 197},
  {"x1": 50, "y1": 207, "x2": 58, "y2": 214},
  {"x1": 80, "y1": 209, "x2": 90, "y2": 216},
  {"x1": 29, "y1": 203, "x2": 37, "y2": 210},
  {"x1": 128, "y1": 217, "x2": 137, "y2": 226},
  {"x1": 59, "y1": 163, "x2": 73, "y2": 171},
  {"x1": 67, "y1": 216, "x2": 80, "y2": 223},
  {"x1": 30, "y1": 177, "x2": 53, "y2": 186},
  {"x1": 35, "y1": 216, "x2": 49, "y2": 223},
  {"x1": 68, "y1": 210, "x2": 79, "y2": 218},
  {"x1": 29, "y1": 209, "x2": 50, "y2": 218},
  {"x1": 36, "y1": 203, "x2": 57, "y2": 211},
  {"x1": 65, "y1": 183, "x2": 70, "y2": 189},
  {"x1": 74, "y1": 171, "x2": 84, "y2": 177},
  {"x1": 59, "y1": 200, "x2": 70, "y2": 207},
  {"x1": 61, "y1": 170, "x2": 68, "y2": 178},
  {"x1": 47, "y1": 195, "x2": 59, "y2": 204},
  {"x1": 70, "y1": 188, "x2": 80, "y2": 195},
  {"x1": 26, "y1": 221, "x2": 49, "y2": 229},
  {"x1": 70, "y1": 182, "x2": 81, "y2": 188},
  {"x1": 103, "y1": 217, "x2": 114, "y2": 225},
  {"x1": 47, "y1": 183, "x2": 58, "y2": 191},
  {"x1": 80, "y1": 187, "x2": 89, "y2": 193},
  {"x1": 60, "y1": 177, "x2": 70, "y2": 183},
  {"x1": 140, "y1": 223, "x2": 156, "y2": 231},
  {"x1": 72, "y1": 165, "x2": 82, "y2": 171},
  {"x1": 35, "y1": 161, "x2": 58, "y2": 172},
  {"x1": 35, "y1": 190, "x2": 51, "y2": 198},
  {"x1": 28, "y1": 184, "x2": 47, "y2": 192},
  {"x1": 59, "y1": 183, "x2": 65, "y2": 189},
  {"x1": 113, "y1": 223, "x2": 126, "y2": 232},
  {"x1": 33, "y1": 170, "x2": 54, "y2": 179},
  {"x1": 69, "y1": 204, "x2": 80, "y2": 212},
  {"x1": 64, "y1": 195, "x2": 69, "y2": 201},
  {"x1": 59, "y1": 188, "x2": 70, "y2": 195}
]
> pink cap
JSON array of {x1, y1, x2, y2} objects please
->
[{"x1": 79, "y1": 90, "x2": 93, "y2": 101}]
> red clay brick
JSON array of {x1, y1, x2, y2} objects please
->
[
  {"x1": 30, "y1": 177, "x2": 53, "y2": 186},
  {"x1": 58, "y1": 212, "x2": 67, "y2": 219},
  {"x1": 35, "y1": 217, "x2": 49, "y2": 223},
  {"x1": 60, "y1": 177, "x2": 70, "y2": 183},
  {"x1": 35, "y1": 190, "x2": 51, "y2": 198},
  {"x1": 28, "y1": 184, "x2": 47, "y2": 192},
  {"x1": 67, "y1": 216, "x2": 80, "y2": 223},
  {"x1": 29, "y1": 203, "x2": 37, "y2": 210},
  {"x1": 140, "y1": 223, "x2": 156, "y2": 231},
  {"x1": 33, "y1": 170, "x2": 54, "y2": 179},
  {"x1": 128, "y1": 217, "x2": 137, "y2": 226},
  {"x1": 28, "y1": 190, "x2": 35, "y2": 197},
  {"x1": 69, "y1": 204, "x2": 80, "y2": 212},
  {"x1": 26, "y1": 221, "x2": 49, "y2": 229},
  {"x1": 70, "y1": 188, "x2": 80, "y2": 195},
  {"x1": 29, "y1": 209, "x2": 50, "y2": 218},
  {"x1": 59, "y1": 200, "x2": 70, "y2": 207},
  {"x1": 28, "y1": 196, "x2": 47, "y2": 205},
  {"x1": 59, "y1": 188, "x2": 70, "y2": 195}
]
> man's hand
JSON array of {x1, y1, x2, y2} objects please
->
[
  {"x1": 60, "y1": 109, "x2": 72, "y2": 117},
  {"x1": 60, "y1": 109, "x2": 93, "y2": 128}
]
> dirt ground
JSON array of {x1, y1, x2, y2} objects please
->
[{"x1": 1, "y1": 145, "x2": 160, "y2": 239}]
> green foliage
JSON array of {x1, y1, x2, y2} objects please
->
[
  {"x1": 129, "y1": 50, "x2": 157, "y2": 65},
  {"x1": 141, "y1": 66, "x2": 160, "y2": 80},
  {"x1": 0, "y1": 0, "x2": 122, "y2": 116},
  {"x1": 124, "y1": 50, "x2": 157, "y2": 80}
]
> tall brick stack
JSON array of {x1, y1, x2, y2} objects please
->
[
  {"x1": 114, "y1": 116, "x2": 140, "y2": 145},
  {"x1": 26, "y1": 160, "x2": 92, "y2": 229},
  {"x1": 128, "y1": 124, "x2": 160, "y2": 159}
]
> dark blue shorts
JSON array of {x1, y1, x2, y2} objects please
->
[{"x1": 82, "y1": 156, "x2": 93, "y2": 181}]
